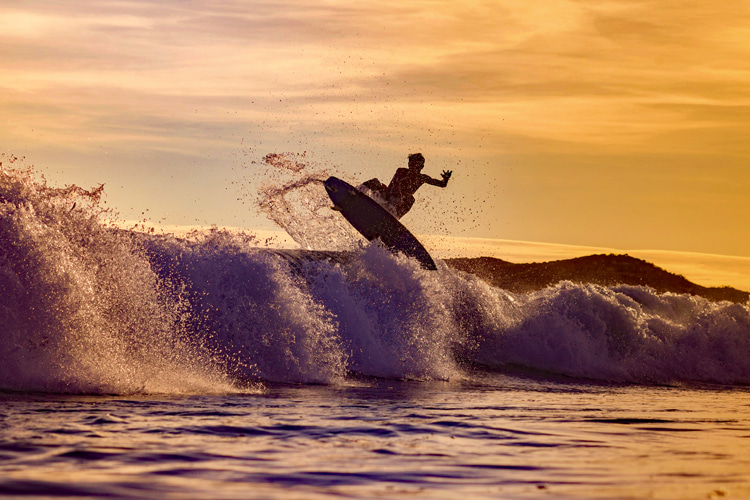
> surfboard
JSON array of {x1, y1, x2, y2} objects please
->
[{"x1": 324, "y1": 176, "x2": 437, "y2": 270}]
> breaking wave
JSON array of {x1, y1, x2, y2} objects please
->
[{"x1": 2, "y1": 155, "x2": 749, "y2": 393}]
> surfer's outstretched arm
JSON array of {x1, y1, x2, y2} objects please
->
[{"x1": 422, "y1": 170, "x2": 452, "y2": 188}]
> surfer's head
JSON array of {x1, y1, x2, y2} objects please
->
[{"x1": 408, "y1": 153, "x2": 425, "y2": 171}]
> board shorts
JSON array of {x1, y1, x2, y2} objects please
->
[
  {"x1": 358, "y1": 180, "x2": 415, "y2": 219},
  {"x1": 358, "y1": 179, "x2": 400, "y2": 218}
]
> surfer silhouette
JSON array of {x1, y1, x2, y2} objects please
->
[{"x1": 361, "y1": 153, "x2": 452, "y2": 219}]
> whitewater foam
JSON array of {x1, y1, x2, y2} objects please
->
[
  {"x1": 139, "y1": 230, "x2": 348, "y2": 384},
  {"x1": 470, "y1": 281, "x2": 750, "y2": 384}
]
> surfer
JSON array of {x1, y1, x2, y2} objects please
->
[{"x1": 361, "y1": 153, "x2": 452, "y2": 219}]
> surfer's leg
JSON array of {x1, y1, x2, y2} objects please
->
[{"x1": 395, "y1": 195, "x2": 415, "y2": 219}]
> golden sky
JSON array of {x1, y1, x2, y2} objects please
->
[{"x1": 2, "y1": 0, "x2": 749, "y2": 257}]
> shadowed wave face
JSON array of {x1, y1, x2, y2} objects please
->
[{"x1": 2, "y1": 164, "x2": 750, "y2": 394}]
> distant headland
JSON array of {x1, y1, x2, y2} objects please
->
[{"x1": 446, "y1": 254, "x2": 749, "y2": 304}]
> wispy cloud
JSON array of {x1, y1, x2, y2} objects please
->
[{"x1": 5, "y1": 0, "x2": 749, "y2": 147}]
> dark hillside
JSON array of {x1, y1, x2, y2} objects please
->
[{"x1": 446, "y1": 254, "x2": 749, "y2": 303}]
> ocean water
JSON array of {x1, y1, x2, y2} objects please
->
[
  {"x1": 2, "y1": 161, "x2": 750, "y2": 498},
  {"x1": 2, "y1": 383, "x2": 749, "y2": 499}
]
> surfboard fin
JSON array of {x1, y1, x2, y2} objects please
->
[{"x1": 331, "y1": 205, "x2": 343, "y2": 212}]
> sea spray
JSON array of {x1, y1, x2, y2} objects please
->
[
  {"x1": 302, "y1": 244, "x2": 460, "y2": 380},
  {"x1": 255, "y1": 152, "x2": 360, "y2": 250},
  {"x1": 140, "y1": 228, "x2": 348, "y2": 384},
  {"x1": 0, "y1": 161, "x2": 232, "y2": 394}
]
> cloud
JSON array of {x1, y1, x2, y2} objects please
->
[{"x1": 4, "y1": 0, "x2": 749, "y2": 155}]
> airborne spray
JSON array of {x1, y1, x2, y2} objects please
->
[
  {"x1": 255, "y1": 152, "x2": 360, "y2": 250},
  {"x1": 0, "y1": 158, "x2": 234, "y2": 394}
]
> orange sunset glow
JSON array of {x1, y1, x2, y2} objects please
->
[{"x1": 2, "y1": 1, "x2": 749, "y2": 287}]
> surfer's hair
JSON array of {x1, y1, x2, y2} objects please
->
[{"x1": 408, "y1": 153, "x2": 424, "y2": 163}]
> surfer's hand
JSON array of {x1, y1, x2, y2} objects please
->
[{"x1": 441, "y1": 170, "x2": 452, "y2": 181}]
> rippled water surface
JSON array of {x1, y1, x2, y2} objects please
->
[{"x1": 2, "y1": 378, "x2": 749, "y2": 499}]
